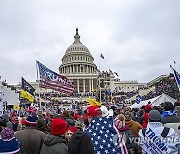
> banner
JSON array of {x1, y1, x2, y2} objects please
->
[
  {"x1": 36, "y1": 61, "x2": 74, "y2": 95},
  {"x1": 22, "y1": 77, "x2": 35, "y2": 95}
]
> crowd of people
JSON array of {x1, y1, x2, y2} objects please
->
[{"x1": 0, "y1": 99, "x2": 180, "y2": 154}]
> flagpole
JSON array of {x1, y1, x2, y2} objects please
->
[
  {"x1": 99, "y1": 57, "x2": 102, "y2": 104},
  {"x1": 174, "y1": 60, "x2": 176, "y2": 71},
  {"x1": 36, "y1": 61, "x2": 42, "y2": 108}
]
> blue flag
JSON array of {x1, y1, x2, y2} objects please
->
[
  {"x1": 171, "y1": 66, "x2": 180, "y2": 92},
  {"x1": 105, "y1": 89, "x2": 111, "y2": 95},
  {"x1": 85, "y1": 117, "x2": 128, "y2": 154},
  {"x1": 136, "y1": 95, "x2": 142, "y2": 104}
]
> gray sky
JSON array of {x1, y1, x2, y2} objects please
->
[{"x1": 0, "y1": 0, "x2": 180, "y2": 85}]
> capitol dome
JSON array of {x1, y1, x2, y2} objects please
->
[
  {"x1": 65, "y1": 28, "x2": 90, "y2": 54},
  {"x1": 59, "y1": 28, "x2": 97, "y2": 75},
  {"x1": 59, "y1": 28, "x2": 98, "y2": 93}
]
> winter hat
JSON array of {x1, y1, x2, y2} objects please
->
[
  {"x1": 0, "y1": 128, "x2": 20, "y2": 154},
  {"x1": 68, "y1": 126, "x2": 78, "y2": 133},
  {"x1": 25, "y1": 116, "x2": 38, "y2": 127},
  {"x1": 1, "y1": 128, "x2": 14, "y2": 140},
  {"x1": 73, "y1": 114, "x2": 80, "y2": 120},
  {"x1": 51, "y1": 118, "x2": 67, "y2": 135},
  {"x1": 114, "y1": 114, "x2": 125, "y2": 129},
  {"x1": 31, "y1": 111, "x2": 37, "y2": 117},
  {"x1": 149, "y1": 110, "x2": 161, "y2": 121},
  {"x1": 86, "y1": 106, "x2": 102, "y2": 117}
]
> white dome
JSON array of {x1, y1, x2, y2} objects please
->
[{"x1": 66, "y1": 43, "x2": 90, "y2": 53}]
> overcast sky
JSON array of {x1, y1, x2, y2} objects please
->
[{"x1": 0, "y1": 0, "x2": 180, "y2": 85}]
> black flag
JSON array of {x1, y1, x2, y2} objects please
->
[{"x1": 21, "y1": 77, "x2": 35, "y2": 96}]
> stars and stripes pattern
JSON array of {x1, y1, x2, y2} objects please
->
[
  {"x1": 36, "y1": 61, "x2": 74, "y2": 95},
  {"x1": 85, "y1": 117, "x2": 128, "y2": 154}
]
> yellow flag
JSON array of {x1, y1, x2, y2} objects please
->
[
  {"x1": 13, "y1": 105, "x2": 20, "y2": 110},
  {"x1": 94, "y1": 100, "x2": 102, "y2": 107},
  {"x1": 87, "y1": 98, "x2": 101, "y2": 107},
  {"x1": 20, "y1": 89, "x2": 34, "y2": 102},
  {"x1": 87, "y1": 98, "x2": 96, "y2": 106}
]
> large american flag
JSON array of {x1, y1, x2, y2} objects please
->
[
  {"x1": 36, "y1": 61, "x2": 74, "y2": 95},
  {"x1": 85, "y1": 116, "x2": 128, "y2": 154}
]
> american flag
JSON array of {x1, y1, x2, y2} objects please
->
[
  {"x1": 171, "y1": 65, "x2": 180, "y2": 92},
  {"x1": 85, "y1": 117, "x2": 128, "y2": 154},
  {"x1": 36, "y1": 61, "x2": 74, "y2": 95}
]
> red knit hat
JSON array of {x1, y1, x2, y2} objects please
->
[
  {"x1": 68, "y1": 126, "x2": 78, "y2": 133},
  {"x1": 51, "y1": 118, "x2": 67, "y2": 135},
  {"x1": 86, "y1": 106, "x2": 102, "y2": 117},
  {"x1": 73, "y1": 114, "x2": 80, "y2": 120}
]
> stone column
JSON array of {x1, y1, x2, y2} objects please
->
[
  {"x1": 83, "y1": 79, "x2": 85, "y2": 92},
  {"x1": 86, "y1": 65, "x2": 88, "y2": 73},
  {"x1": 92, "y1": 78, "x2": 94, "y2": 91},
  {"x1": 89, "y1": 79, "x2": 91, "y2": 92},
  {"x1": 70, "y1": 65, "x2": 72, "y2": 73},
  {"x1": 77, "y1": 79, "x2": 79, "y2": 93}
]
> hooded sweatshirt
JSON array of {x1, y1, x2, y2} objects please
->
[
  {"x1": 40, "y1": 134, "x2": 68, "y2": 154},
  {"x1": 139, "y1": 122, "x2": 180, "y2": 154},
  {"x1": 125, "y1": 119, "x2": 142, "y2": 137}
]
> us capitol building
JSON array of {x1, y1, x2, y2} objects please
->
[
  {"x1": 59, "y1": 28, "x2": 99, "y2": 93},
  {"x1": 20, "y1": 29, "x2": 146, "y2": 97},
  {"x1": 58, "y1": 28, "x2": 142, "y2": 94}
]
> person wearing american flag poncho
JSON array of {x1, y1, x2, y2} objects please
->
[{"x1": 85, "y1": 105, "x2": 128, "y2": 154}]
